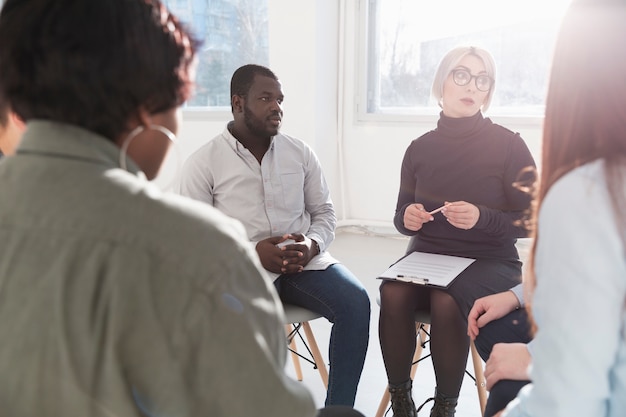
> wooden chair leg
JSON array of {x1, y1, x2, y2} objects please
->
[
  {"x1": 286, "y1": 324, "x2": 304, "y2": 381},
  {"x1": 470, "y1": 340, "x2": 488, "y2": 415},
  {"x1": 375, "y1": 322, "x2": 430, "y2": 417},
  {"x1": 375, "y1": 389, "x2": 391, "y2": 417},
  {"x1": 374, "y1": 317, "x2": 486, "y2": 417},
  {"x1": 302, "y1": 321, "x2": 329, "y2": 388}
]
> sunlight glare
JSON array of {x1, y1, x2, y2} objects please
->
[{"x1": 382, "y1": 0, "x2": 573, "y2": 41}]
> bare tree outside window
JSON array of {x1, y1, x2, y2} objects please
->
[
  {"x1": 165, "y1": 0, "x2": 269, "y2": 108},
  {"x1": 366, "y1": 0, "x2": 571, "y2": 116}
]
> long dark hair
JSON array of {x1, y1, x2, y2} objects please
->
[{"x1": 527, "y1": 0, "x2": 626, "y2": 305}]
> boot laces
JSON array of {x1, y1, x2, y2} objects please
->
[
  {"x1": 427, "y1": 396, "x2": 457, "y2": 417},
  {"x1": 387, "y1": 385, "x2": 417, "y2": 417},
  {"x1": 416, "y1": 397, "x2": 434, "y2": 414}
]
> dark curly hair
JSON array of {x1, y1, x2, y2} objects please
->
[{"x1": 0, "y1": 0, "x2": 200, "y2": 141}]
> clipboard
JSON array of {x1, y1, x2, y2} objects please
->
[{"x1": 377, "y1": 251, "x2": 475, "y2": 288}]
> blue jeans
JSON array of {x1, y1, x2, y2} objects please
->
[
  {"x1": 274, "y1": 264, "x2": 370, "y2": 407},
  {"x1": 317, "y1": 405, "x2": 366, "y2": 417}
]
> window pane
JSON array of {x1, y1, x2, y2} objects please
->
[
  {"x1": 164, "y1": 0, "x2": 269, "y2": 108},
  {"x1": 366, "y1": 0, "x2": 571, "y2": 115}
]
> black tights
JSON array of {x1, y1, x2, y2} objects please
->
[{"x1": 379, "y1": 281, "x2": 470, "y2": 397}]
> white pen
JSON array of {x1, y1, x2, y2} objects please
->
[{"x1": 428, "y1": 204, "x2": 448, "y2": 215}]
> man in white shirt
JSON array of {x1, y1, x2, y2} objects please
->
[{"x1": 178, "y1": 64, "x2": 371, "y2": 408}]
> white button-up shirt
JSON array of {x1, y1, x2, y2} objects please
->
[{"x1": 178, "y1": 124, "x2": 339, "y2": 278}]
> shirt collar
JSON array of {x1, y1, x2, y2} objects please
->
[
  {"x1": 223, "y1": 121, "x2": 276, "y2": 153},
  {"x1": 17, "y1": 120, "x2": 142, "y2": 175}
]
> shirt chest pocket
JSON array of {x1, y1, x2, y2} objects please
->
[{"x1": 280, "y1": 171, "x2": 305, "y2": 212}]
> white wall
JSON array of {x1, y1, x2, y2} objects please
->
[{"x1": 159, "y1": 0, "x2": 544, "y2": 232}]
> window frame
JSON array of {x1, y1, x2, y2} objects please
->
[
  {"x1": 162, "y1": 0, "x2": 270, "y2": 117},
  {"x1": 354, "y1": 0, "x2": 560, "y2": 125}
]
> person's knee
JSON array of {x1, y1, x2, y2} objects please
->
[
  {"x1": 380, "y1": 281, "x2": 416, "y2": 308},
  {"x1": 430, "y1": 290, "x2": 462, "y2": 322},
  {"x1": 473, "y1": 336, "x2": 492, "y2": 361},
  {"x1": 330, "y1": 266, "x2": 370, "y2": 311},
  {"x1": 430, "y1": 289, "x2": 456, "y2": 308},
  {"x1": 474, "y1": 321, "x2": 500, "y2": 360},
  {"x1": 342, "y1": 287, "x2": 370, "y2": 329},
  {"x1": 354, "y1": 286, "x2": 371, "y2": 314}
]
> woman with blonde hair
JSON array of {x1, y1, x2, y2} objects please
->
[{"x1": 380, "y1": 45, "x2": 536, "y2": 417}]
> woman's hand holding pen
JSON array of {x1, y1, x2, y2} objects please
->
[
  {"x1": 403, "y1": 203, "x2": 434, "y2": 231},
  {"x1": 441, "y1": 201, "x2": 480, "y2": 230},
  {"x1": 404, "y1": 201, "x2": 479, "y2": 231}
]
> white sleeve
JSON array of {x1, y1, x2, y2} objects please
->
[
  {"x1": 177, "y1": 148, "x2": 214, "y2": 206},
  {"x1": 509, "y1": 283, "x2": 525, "y2": 307},
  {"x1": 504, "y1": 165, "x2": 626, "y2": 417},
  {"x1": 302, "y1": 144, "x2": 335, "y2": 251}
]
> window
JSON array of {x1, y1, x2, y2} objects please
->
[
  {"x1": 164, "y1": 0, "x2": 269, "y2": 108},
  {"x1": 363, "y1": 0, "x2": 572, "y2": 117}
]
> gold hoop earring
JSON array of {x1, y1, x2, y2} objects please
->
[
  {"x1": 119, "y1": 124, "x2": 177, "y2": 171},
  {"x1": 119, "y1": 124, "x2": 181, "y2": 190}
]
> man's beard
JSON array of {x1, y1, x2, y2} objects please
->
[{"x1": 243, "y1": 104, "x2": 278, "y2": 138}]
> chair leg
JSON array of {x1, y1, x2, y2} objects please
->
[
  {"x1": 286, "y1": 324, "x2": 304, "y2": 381},
  {"x1": 375, "y1": 389, "x2": 391, "y2": 417},
  {"x1": 470, "y1": 340, "x2": 488, "y2": 416},
  {"x1": 411, "y1": 323, "x2": 429, "y2": 380},
  {"x1": 375, "y1": 322, "x2": 429, "y2": 417},
  {"x1": 302, "y1": 321, "x2": 329, "y2": 388}
]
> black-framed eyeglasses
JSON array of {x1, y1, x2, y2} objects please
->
[{"x1": 451, "y1": 68, "x2": 493, "y2": 92}]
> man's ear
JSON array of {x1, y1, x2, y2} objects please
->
[
  {"x1": 136, "y1": 107, "x2": 152, "y2": 128},
  {"x1": 232, "y1": 94, "x2": 245, "y2": 113},
  {"x1": 9, "y1": 111, "x2": 25, "y2": 130}
]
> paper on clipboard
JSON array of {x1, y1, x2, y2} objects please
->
[{"x1": 378, "y1": 251, "x2": 475, "y2": 288}]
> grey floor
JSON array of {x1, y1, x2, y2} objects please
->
[{"x1": 283, "y1": 228, "x2": 485, "y2": 417}]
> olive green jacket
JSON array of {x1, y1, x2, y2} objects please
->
[{"x1": 0, "y1": 121, "x2": 315, "y2": 417}]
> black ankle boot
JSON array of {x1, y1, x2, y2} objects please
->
[
  {"x1": 388, "y1": 380, "x2": 417, "y2": 417},
  {"x1": 428, "y1": 388, "x2": 458, "y2": 417}
]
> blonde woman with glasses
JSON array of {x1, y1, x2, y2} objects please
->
[{"x1": 380, "y1": 46, "x2": 536, "y2": 417}]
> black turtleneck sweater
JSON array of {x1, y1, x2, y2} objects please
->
[{"x1": 394, "y1": 111, "x2": 536, "y2": 260}]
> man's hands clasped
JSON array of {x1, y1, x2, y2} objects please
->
[{"x1": 256, "y1": 233, "x2": 319, "y2": 274}]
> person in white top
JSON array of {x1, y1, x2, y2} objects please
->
[
  {"x1": 178, "y1": 64, "x2": 370, "y2": 410},
  {"x1": 484, "y1": 0, "x2": 626, "y2": 415}
]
